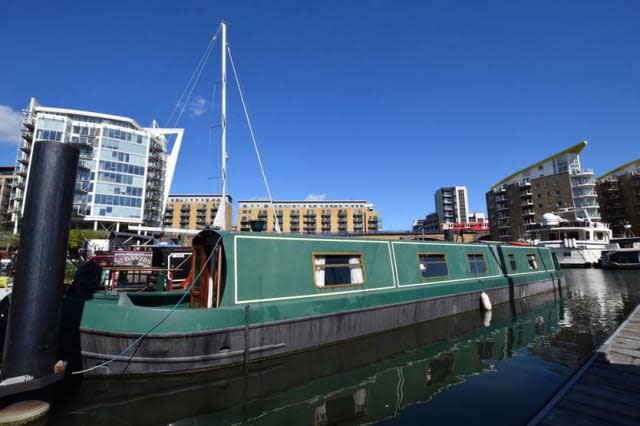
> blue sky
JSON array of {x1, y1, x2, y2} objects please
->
[{"x1": 0, "y1": 1, "x2": 638, "y2": 230}]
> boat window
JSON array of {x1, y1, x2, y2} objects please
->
[
  {"x1": 508, "y1": 254, "x2": 517, "y2": 271},
  {"x1": 314, "y1": 254, "x2": 364, "y2": 287},
  {"x1": 527, "y1": 254, "x2": 538, "y2": 269},
  {"x1": 467, "y1": 254, "x2": 487, "y2": 274},
  {"x1": 418, "y1": 254, "x2": 448, "y2": 278}
]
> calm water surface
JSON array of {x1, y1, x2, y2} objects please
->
[{"x1": 45, "y1": 269, "x2": 640, "y2": 425}]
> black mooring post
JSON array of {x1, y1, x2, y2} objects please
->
[{"x1": 1, "y1": 141, "x2": 78, "y2": 381}]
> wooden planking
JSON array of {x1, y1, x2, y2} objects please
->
[{"x1": 531, "y1": 304, "x2": 640, "y2": 425}]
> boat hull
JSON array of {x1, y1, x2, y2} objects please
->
[
  {"x1": 548, "y1": 245, "x2": 604, "y2": 267},
  {"x1": 600, "y1": 249, "x2": 640, "y2": 269},
  {"x1": 69, "y1": 276, "x2": 560, "y2": 375}
]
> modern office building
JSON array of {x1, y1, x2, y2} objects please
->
[
  {"x1": 596, "y1": 159, "x2": 640, "y2": 237},
  {"x1": 10, "y1": 98, "x2": 183, "y2": 233},
  {"x1": 435, "y1": 186, "x2": 469, "y2": 225},
  {"x1": 0, "y1": 167, "x2": 16, "y2": 232},
  {"x1": 236, "y1": 200, "x2": 381, "y2": 234},
  {"x1": 163, "y1": 194, "x2": 232, "y2": 231},
  {"x1": 486, "y1": 141, "x2": 600, "y2": 241}
]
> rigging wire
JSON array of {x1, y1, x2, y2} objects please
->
[
  {"x1": 227, "y1": 45, "x2": 281, "y2": 233},
  {"x1": 165, "y1": 26, "x2": 221, "y2": 128}
]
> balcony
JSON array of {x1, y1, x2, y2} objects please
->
[
  {"x1": 69, "y1": 137, "x2": 95, "y2": 149},
  {"x1": 23, "y1": 118, "x2": 35, "y2": 130},
  {"x1": 77, "y1": 160, "x2": 92, "y2": 171}
]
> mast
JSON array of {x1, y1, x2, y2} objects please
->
[{"x1": 213, "y1": 22, "x2": 228, "y2": 230}]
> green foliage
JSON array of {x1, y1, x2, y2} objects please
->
[
  {"x1": 65, "y1": 262, "x2": 78, "y2": 284},
  {"x1": 0, "y1": 232, "x2": 19, "y2": 249},
  {"x1": 68, "y1": 229, "x2": 110, "y2": 251}
]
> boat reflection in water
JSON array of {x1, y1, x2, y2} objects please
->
[{"x1": 47, "y1": 287, "x2": 567, "y2": 425}]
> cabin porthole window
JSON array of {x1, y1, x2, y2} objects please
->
[
  {"x1": 467, "y1": 254, "x2": 487, "y2": 274},
  {"x1": 508, "y1": 254, "x2": 517, "y2": 271},
  {"x1": 527, "y1": 254, "x2": 538, "y2": 269},
  {"x1": 314, "y1": 254, "x2": 364, "y2": 287}
]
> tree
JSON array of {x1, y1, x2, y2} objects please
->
[{"x1": 68, "y1": 229, "x2": 109, "y2": 253}]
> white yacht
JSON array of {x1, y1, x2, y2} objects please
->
[{"x1": 527, "y1": 212, "x2": 612, "y2": 267}]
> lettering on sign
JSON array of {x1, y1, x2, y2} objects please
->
[{"x1": 114, "y1": 251, "x2": 153, "y2": 267}]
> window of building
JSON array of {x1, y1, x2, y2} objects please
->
[
  {"x1": 527, "y1": 254, "x2": 538, "y2": 269},
  {"x1": 508, "y1": 254, "x2": 517, "y2": 271},
  {"x1": 467, "y1": 254, "x2": 487, "y2": 274},
  {"x1": 418, "y1": 254, "x2": 448, "y2": 278},
  {"x1": 314, "y1": 254, "x2": 364, "y2": 287}
]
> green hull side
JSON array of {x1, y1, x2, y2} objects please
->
[{"x1": 68, "y1": 232, "x2": 561, "y2": 336}]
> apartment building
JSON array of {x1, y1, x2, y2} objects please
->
[
  {"x1": 163, "y1": 194, "x2": 232, "y2": 231},
  {"x1": 596, "y1": 159, "x2": 640, "y2": 237},
  {"x1": 486, "y1": 141, "x2": 600, "y2": 241},
  {"x1": 237, "y1": 200, "x2": 381, "y2": 234},
  {"x1": 435, "y1": 186, "x2": 469, "y2": 224},
  {"x1": 413, "y1": 187, "x2": 487, "y2": 233},
  {"x1": 11, "y1": 98, "x2": 183, "y2": 232},
  {"x1": 0, "y1": 167, "x2": 16, "y2": 232}
]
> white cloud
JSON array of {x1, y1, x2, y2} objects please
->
[
  {"x1": 305, "y1": 193, "x2": 327, "y2": 201},
  {"x1": 0, "y1": 105, "x2": 22, "y2": 144},
  {"x1": 189, "y1": 96, "x2": 207, "y2": 117}
]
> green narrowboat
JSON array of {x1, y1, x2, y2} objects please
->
[{"x1": 60, "y1": 229, "x2": 562, "y2": 376}]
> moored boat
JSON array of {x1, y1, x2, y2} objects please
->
[
  {"x1": 527, "y1": 211, "x2": 611, "y2": 267},
  {"x1": 600, "y1": 225, "x2": 640, "y2": 269},
  {"x1": 60, "y1": 229, "x2": 562, "y2": 376}
]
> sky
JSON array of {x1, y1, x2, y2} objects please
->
[{"x1": 0, "y1": 1, "x2": 638, "y2": 230}]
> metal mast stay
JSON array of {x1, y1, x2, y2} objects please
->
[{"x1": 212, "y1": 22, "x2": 228, "y2": 230}]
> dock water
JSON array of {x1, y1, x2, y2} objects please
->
[{"x1": 530, "y1": 304, "x2": 640, "y2": 425}]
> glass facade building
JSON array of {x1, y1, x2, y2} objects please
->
[{"x1": 11, "y1": 98, "x2": 183, "y2": 232}]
